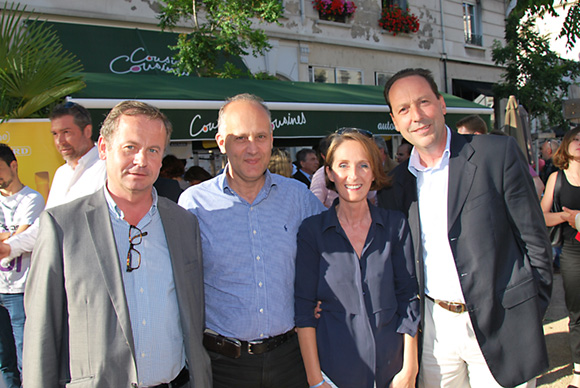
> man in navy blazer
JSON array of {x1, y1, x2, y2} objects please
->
[{"x1": 378, "y1": 68, "x2": 552, "y2": 388}]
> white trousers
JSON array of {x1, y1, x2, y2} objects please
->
[{"x1": 418, "y1": 298, "x2": 536, "y2": 388}]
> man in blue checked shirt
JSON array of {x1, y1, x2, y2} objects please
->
[{"x1": 179, "y1": 93, "x2": 325, "y2": 388}]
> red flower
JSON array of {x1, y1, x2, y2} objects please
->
[{"x1": 378, "y1": 4, "x2": 419, "y2": 35}]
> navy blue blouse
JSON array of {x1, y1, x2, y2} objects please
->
[{"x1": 295, "y1": 203, "x2": 420, "y2": 388}]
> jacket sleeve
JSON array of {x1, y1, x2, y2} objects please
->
[
  {"x1": 502, "y1": 138, "x2": 552, "y2": 316},
  {"x1": 390, "y1": 212, "x2": 420, "y2": 337}
]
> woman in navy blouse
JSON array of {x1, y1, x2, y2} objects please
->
[{"x1": 295, "y1": 130, "x2": 420, "y2": 388}]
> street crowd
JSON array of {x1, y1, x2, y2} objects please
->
[{"x1": 0, "y1": 68, "x2": 578, "y2": 388}]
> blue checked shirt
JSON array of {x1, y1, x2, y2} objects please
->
[
  {"x1": 104, "y1": 187, "x2": 185, "y2": 387},
  {"x1": 179, "y1": 169, "x2": 325, "y2": 341}
]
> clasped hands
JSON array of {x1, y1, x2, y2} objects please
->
[{"x1": 562, "y1": 207, "x2": 580, "y2": 229}]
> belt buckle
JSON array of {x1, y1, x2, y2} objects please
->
[
  {"x1": 448, "y1": 302, "x2": 465, "y2": 313},
  {"x1": 247, "y1": 340, "x2": 264, "y2": 355}
]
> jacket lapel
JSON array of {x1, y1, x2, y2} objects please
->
[
  {"x1": 85, "y1": 191, "x2": 136, "y2": 361},
  {"x1": 447, "y1": 132, "x2": 476, "y2": 233},
  {"x1": 157, "y1": 200, "x2": 193, "y2": 336}
]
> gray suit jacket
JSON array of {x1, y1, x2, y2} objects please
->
[
  {"x1": 378, "y1": 132, "x2": 552, "y2": 387},
  {"x1": 23, "y1": 190, "x2": 211, "y2": 388}
]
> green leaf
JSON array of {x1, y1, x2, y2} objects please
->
[
  {"x1": 157, "y1": 0, "x2": 283, "y2": 78},
  {"x1": 1, "y1": 2, "x2": 85, "y2": 119}
]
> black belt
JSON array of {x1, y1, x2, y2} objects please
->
[
  {"x1": 147, "y1": 367, "x2": 189, "y2": 388},
  {"x1": 425, "y1": 294, "x2": 467, "y2": 313},
  {"x1": 203, "y1": 329, "x2": 296, "y2": 358}
]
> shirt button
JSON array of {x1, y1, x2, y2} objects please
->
[
  {"x1": 256, "y1": 256, "x2": 260, "y2": 261},
  {"x1": 142, "y1": 319, "x2": 146, "y2": 325},
  {"x1": 140, "y1": 288, "x2": 144, "y2": 294},
  {"x1": 258, "y1": 282, "x2": 263, "y2": 287},
  {"x1": 259, "y1": 308, "x2": 264, "y2": 313},
  {"x1": 253, "y1": 230, "x2": 257, "y2": 235},
  {"x1": 141, "y1": 352, "x2": 145, "y2": 358},
  {"x1": 260, "y1": 333, "x2": 264, "y2": 338}
]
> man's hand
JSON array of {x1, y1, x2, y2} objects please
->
[{"x1": 0, "y1": 242, "x2": 11, "y2": 259}]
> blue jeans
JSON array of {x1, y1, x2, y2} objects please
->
[{"x1": 0, "y1": 294, "x2": 24, "y2": 388}]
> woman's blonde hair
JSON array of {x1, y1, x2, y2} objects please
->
[{"x1": 268, "y1": 148, "x2": 293, "y2": 177}]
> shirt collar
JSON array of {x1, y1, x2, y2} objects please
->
[
  {"x1": 322, "y1": 199, "x2": 385, "y2": 232},
  {"x1": 103, "y1": 185, "x2": 159, "y2": 222},
  {"x1": 408, "y1": 126, "x2": 452, "y2": 176},
  {"x1": 218, "y1": 165, "x2": 275, "y2": 203},
  {"x1": 299, "y1": 169, "x2": 311, "y2": 180},
  {"x1": 71, "y1": 145, "x2": 99, "y2": 170}
]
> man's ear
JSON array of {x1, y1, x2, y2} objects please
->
[
  {"x1": 390, "y1": 113, "x2": 401, "y2": 134},
  {"x1": 97, "y1": 136, "x2": 107, "y2": 161},
  {"x1": 215, "y1": 132, "x2": 227, "y2": 154},
  {"x1": 439, "y1": 95, "x2": 447, "y2": 115},
  {"x1": 83, "y1": 124, "x2": 93, "y2": 139}
]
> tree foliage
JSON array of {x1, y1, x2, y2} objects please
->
[
  {"x1": 0, "y1": 2, "x2": 85, "y2": 121},
  {"x1": 514, "y1": 0, "x2": 580, "y2": 50},
  {"x1": 157, "y1": 0, "x2": 283, "y2": 78},
  {"x1": 492, "y1": 13, "x2": 580, "y2": 129}
]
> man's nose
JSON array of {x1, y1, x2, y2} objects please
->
[
  {"x1": 410, "y1": 104, "x2": 424, "y2": 121},
  {"x1": 54, "y1": 133, "x2": 66, "y2": 145},
  {"x1": 134, "y1": 149, "x2": 148, "y2": 166}
]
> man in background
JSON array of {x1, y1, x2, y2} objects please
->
[
  {"x1": 0, "y1": 102, "x2": 106, "y2": 261},
  {"x1": 456, "y1": 114, "x2": 488, "y2": 135},
  {"x1": 540, "y1": 139, "x2": 560, "y2": 184},
  {"x1": 292, "y1": 148, "x2": 319, "y2": 188},
  {"x1": 395, "y1": 143, "x2": 412, "y2": 164},
  {"x1": 0, "y1": 144, "x2": 44, "y2": 388}
]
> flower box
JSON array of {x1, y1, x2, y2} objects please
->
[
  {"x1": 313, "y1": 0, "x2": 356, "y2": 23},
  {"x1": 379, "y1": 5, "x2": 420, "y2": 35}
]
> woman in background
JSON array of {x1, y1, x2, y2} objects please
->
[
  {"x1": 295, "y1": 130, "x2": 419, "y2": 388},
  {"x1": 268, "y1": 148, "x2": 293, "y2": 178},
  {"x1": 541, "y1": 127, "x2": 580, "y2": 388}
]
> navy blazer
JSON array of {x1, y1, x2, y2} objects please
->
[
  {"x1": 378, "y1": 132, "x2": 552, "y2": 387},
  {"x1": 295, "y1": 203, "x2": 419, "y2": 388}
]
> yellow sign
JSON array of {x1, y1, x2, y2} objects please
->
[{"x1": 0, "y1": 119, "x2": 64, "y2": 203}]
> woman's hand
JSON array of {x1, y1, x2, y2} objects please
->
[
  {"x1": 563, "y1": 207, "x2": 580, "y2": 228},
  {"x1": 389, "y1": 366, "x2": 417, "y2": 388}
]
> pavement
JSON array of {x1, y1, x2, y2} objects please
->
[{"x1": 538, "y1": 272, "x2": 574, "y2": 387}]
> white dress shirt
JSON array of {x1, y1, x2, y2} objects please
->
[{"x1": 408, "y1": 127, "x2": 465, "y2": 303}]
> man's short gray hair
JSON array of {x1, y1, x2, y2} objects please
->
[
  {"x1": 373, "y1": 135, "x2": 387, "y2": 151},
  {"x1": 217, "y1": 93, "x2": 271, "y2": 135}
]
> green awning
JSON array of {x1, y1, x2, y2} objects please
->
[
  {"x1": 45, "y1": 21, "x2": 493, "y2": 141},
  {"x1": 71, "y1": 73, "x2": 493, "y2": 141}
]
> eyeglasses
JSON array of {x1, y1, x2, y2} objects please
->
[
  {"x1": 335, "y1": 127, "x2": 373, "y2": 138},
  {"x1": 126, "y1": 225, "x2": 148, "y2": 272}
]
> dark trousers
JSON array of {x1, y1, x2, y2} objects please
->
[
  {"x1": 0, "y1": 305, "x2": 20, "y2": 388},
  {"x1": 208, "y1": 334, "x2": 308, "y2": 388},
  {"x1": 561, "y1": 239, "x2": 580, "y2": 364}
]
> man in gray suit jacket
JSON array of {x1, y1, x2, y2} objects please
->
[
  {"x1": 22, "y1": 101, "x2": 211, "y2": 388},
  {"x1": 378, "y1": 69, "x2": 552, "y2": 388}
]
